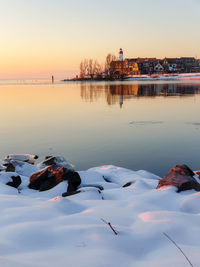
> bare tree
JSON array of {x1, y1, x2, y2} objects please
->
[
  {"x1": 80, "y1": 58, "x2": 102, "y2": 79},
  {"x1": 80, "y1": 61, "x2": 84, "y2": 78},
  {"x1": 105, "y1": 53, "x2": 117, "y2": 75}
]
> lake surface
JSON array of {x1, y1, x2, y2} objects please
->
[{"x1": 0, "y1": 79, "x2": 200, "y2": 176}]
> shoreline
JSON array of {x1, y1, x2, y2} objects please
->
[{"x1": 62, "y1": 72, "x2": 200, "y2": 82}]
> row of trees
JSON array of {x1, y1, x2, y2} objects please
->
[{"x1": 79, "y1": 53, "x2": 117, "y2": 79}]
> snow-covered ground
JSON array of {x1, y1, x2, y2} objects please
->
[
  {"x1": 0, "y1": 163, "x2": 200, "y2": 267},
  {"x1": 125, "y1": 72, "x2": 200, "y2": 81}
]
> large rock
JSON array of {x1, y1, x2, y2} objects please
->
[
  {"x1": 29, "y1": 165, "x2": 81, "y2": 192},
  {"x1": 157, "y1": 164, "x2": 200, "y2": 192}
]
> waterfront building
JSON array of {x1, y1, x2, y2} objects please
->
[{"x1": 110, "y1": 49, "x2": 140, "y2": 78}]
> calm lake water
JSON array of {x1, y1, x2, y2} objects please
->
[{"x1": 0, "y1": 79, "x2": 200, "y2": 176}]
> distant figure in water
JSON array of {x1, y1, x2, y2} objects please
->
[{"x1": 52, "y1": 75, "x2": 54, "y2": 83}]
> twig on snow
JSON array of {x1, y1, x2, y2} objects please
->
[
  {"x1": 101, "y1": 218, "x2": 118, "y2": 235},
  {"x1": 163, "y1": 232, "x2": 193, "y2": 267}
]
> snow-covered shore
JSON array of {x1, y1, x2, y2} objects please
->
[
  {"x1": 125, "y1": 72, "x2": 200, "y2": 81},
  {"x1": 0, "y1": 156, "x2": 200, "y2": 267}
]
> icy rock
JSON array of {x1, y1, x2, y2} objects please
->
[
  {"x1": 37, "y1": 156, "x2": 73, "y2": 169},
  {"x1": 0, "y1": 172, "x2": 21, "y2": 188},
  {"x1": 157, "y1": 164, "x2": 200, "y2": 192},
  {"x1": 4, "y1": 154, "x2": 38, "y2": 164}
]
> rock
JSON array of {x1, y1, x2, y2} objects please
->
[
  {"x1": 29, "y1": 166, "x2": 81, "y2": 192},
  {"x1": 0, "y1": 172, "x2": 21, "y2": 188},
  {"x1": 6, "y1": 175, "x2": 21, "y2": 188},
  {"x1": 4, "y1": 163, "x2": 15, "y2": 172},
  {"x1": 194, "y1": 171, "x2": 200, "y2": 179},
  {"x1": 80, "y1": 184, "x2": 104, "y2": 191},
  {"x1": 102, "y1": 176, "x2": 112, "y2": 183},
  {"x1": 123, "y1": 182, "x2": 133, "y2": 188},
  {"x1": 37, "y1": 156, "x2": 73, "y2": 169},
  {"x1": 62, "y1": 190, "x2": 81, "y2": 197},
  {"x1": 62, "y1": 170, "x2": 81, "y2": 193},
  {"x1": 4, "y1": 154, "x2": 38, "y2": 164},
  {"x1": 157, "y1": 164, "x2": 200, "y2": 192}
]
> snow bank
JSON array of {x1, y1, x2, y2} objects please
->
[{"x1": 0, "y1": 164, "x2": 199, "y2": 267}]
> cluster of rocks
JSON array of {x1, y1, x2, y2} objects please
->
[
  {"x1": 1, "y1": 154, "x2": 200, "y2": 195},
  {"x1": 0, "y1": 154, "x2": 81, "y2": 197}
]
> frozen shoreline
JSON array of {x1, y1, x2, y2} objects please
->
[
  {"x1": 1, "y1": 155, "x2": 200, "y2": 267},
  {"x1": 124, "y1": 72, "x2": 200, "y2": 81}
]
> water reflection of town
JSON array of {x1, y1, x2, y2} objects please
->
[{"x1": 80, "y1": 83, "x2": 200, "y2": 108}]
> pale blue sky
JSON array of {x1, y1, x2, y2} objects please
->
[{"x1": 0, "y1": 0, "x2": 199, "y2": 78}]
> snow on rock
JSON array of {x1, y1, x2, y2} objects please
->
[
  {"x1": 4, "y1": 154, "x2": 38, "y2": 164},
  {"x1": 37, "y1": 156, "x2": 73, "y2": 170},
  {"x1": 0, "y1": 163, "x2": 200, "y2": 267}
]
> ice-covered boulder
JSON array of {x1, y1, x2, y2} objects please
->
[
  {"x1": 157, "y1": 164, "x2": 200, "y2": 192},
  {"x1": 37, "y1": 156, "x2": 73, "y2": 170},
  {"x1": 4, "y1": 154, "x2": 38, "y2": 164}
]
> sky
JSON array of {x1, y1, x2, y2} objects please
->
[{"x1": 0, "y1": 0, "x2": 200, "y2": 79}]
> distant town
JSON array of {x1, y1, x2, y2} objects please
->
[{"x1": 67, "y1": 49, "x2": 200, "y2": 81}]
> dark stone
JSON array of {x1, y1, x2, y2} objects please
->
[
  {"x1": 103, "y1": 176, "x2": 112, "y2": 183},
  {"x1": 123, "y1": 182, "x2": 133, "y2": 188},
  {"x1": 62, "y1": 170, "x2": 81, "y2": 194},
  {"x1": 80, "y1": 184, "x2": 104, "y2": 190},
  {"x1": 157, "y1": 164, "x2": 200, "y2": 192},
  {"x1": 45, "y1": 156, "x2": 53, "y2": 160},
  {"x1": 5, "y1": 163, "x2": 15, "y2": 172},
  {"x1": 6, "y1": 175, "x2": 21, "y2": 188},
  {"x1": 41, "y1": 156, "x2": 57, "y2": 166},
  {"x1": 28, "y1": 166, "x2": 81, "y2": 193},
  {"x1": 62, "y1": 190, "x2": 81, "y2": 197}
]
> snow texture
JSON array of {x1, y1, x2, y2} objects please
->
[{"x1": 0, "y1": 163, "x2": 199, "y2": 267}]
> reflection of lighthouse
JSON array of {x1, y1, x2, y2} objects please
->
[
  {"x1": 119, "y1": 48, "x2": 123, "y2": 61},
  {"x1": 119, "y1": 94, "x2": 123, "y2": 108}
]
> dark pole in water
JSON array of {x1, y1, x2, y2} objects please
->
[{"x1": 52, "y1": 75, "x2": 54, "y2": 83}]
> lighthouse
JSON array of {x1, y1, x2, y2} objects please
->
[{"x1": 119, "y1": 48, "x2": 123, "y2": 61}]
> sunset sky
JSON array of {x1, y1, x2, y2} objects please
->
[{"x1": 0, "y1": 0, "x2": 200, "y2": 79}]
